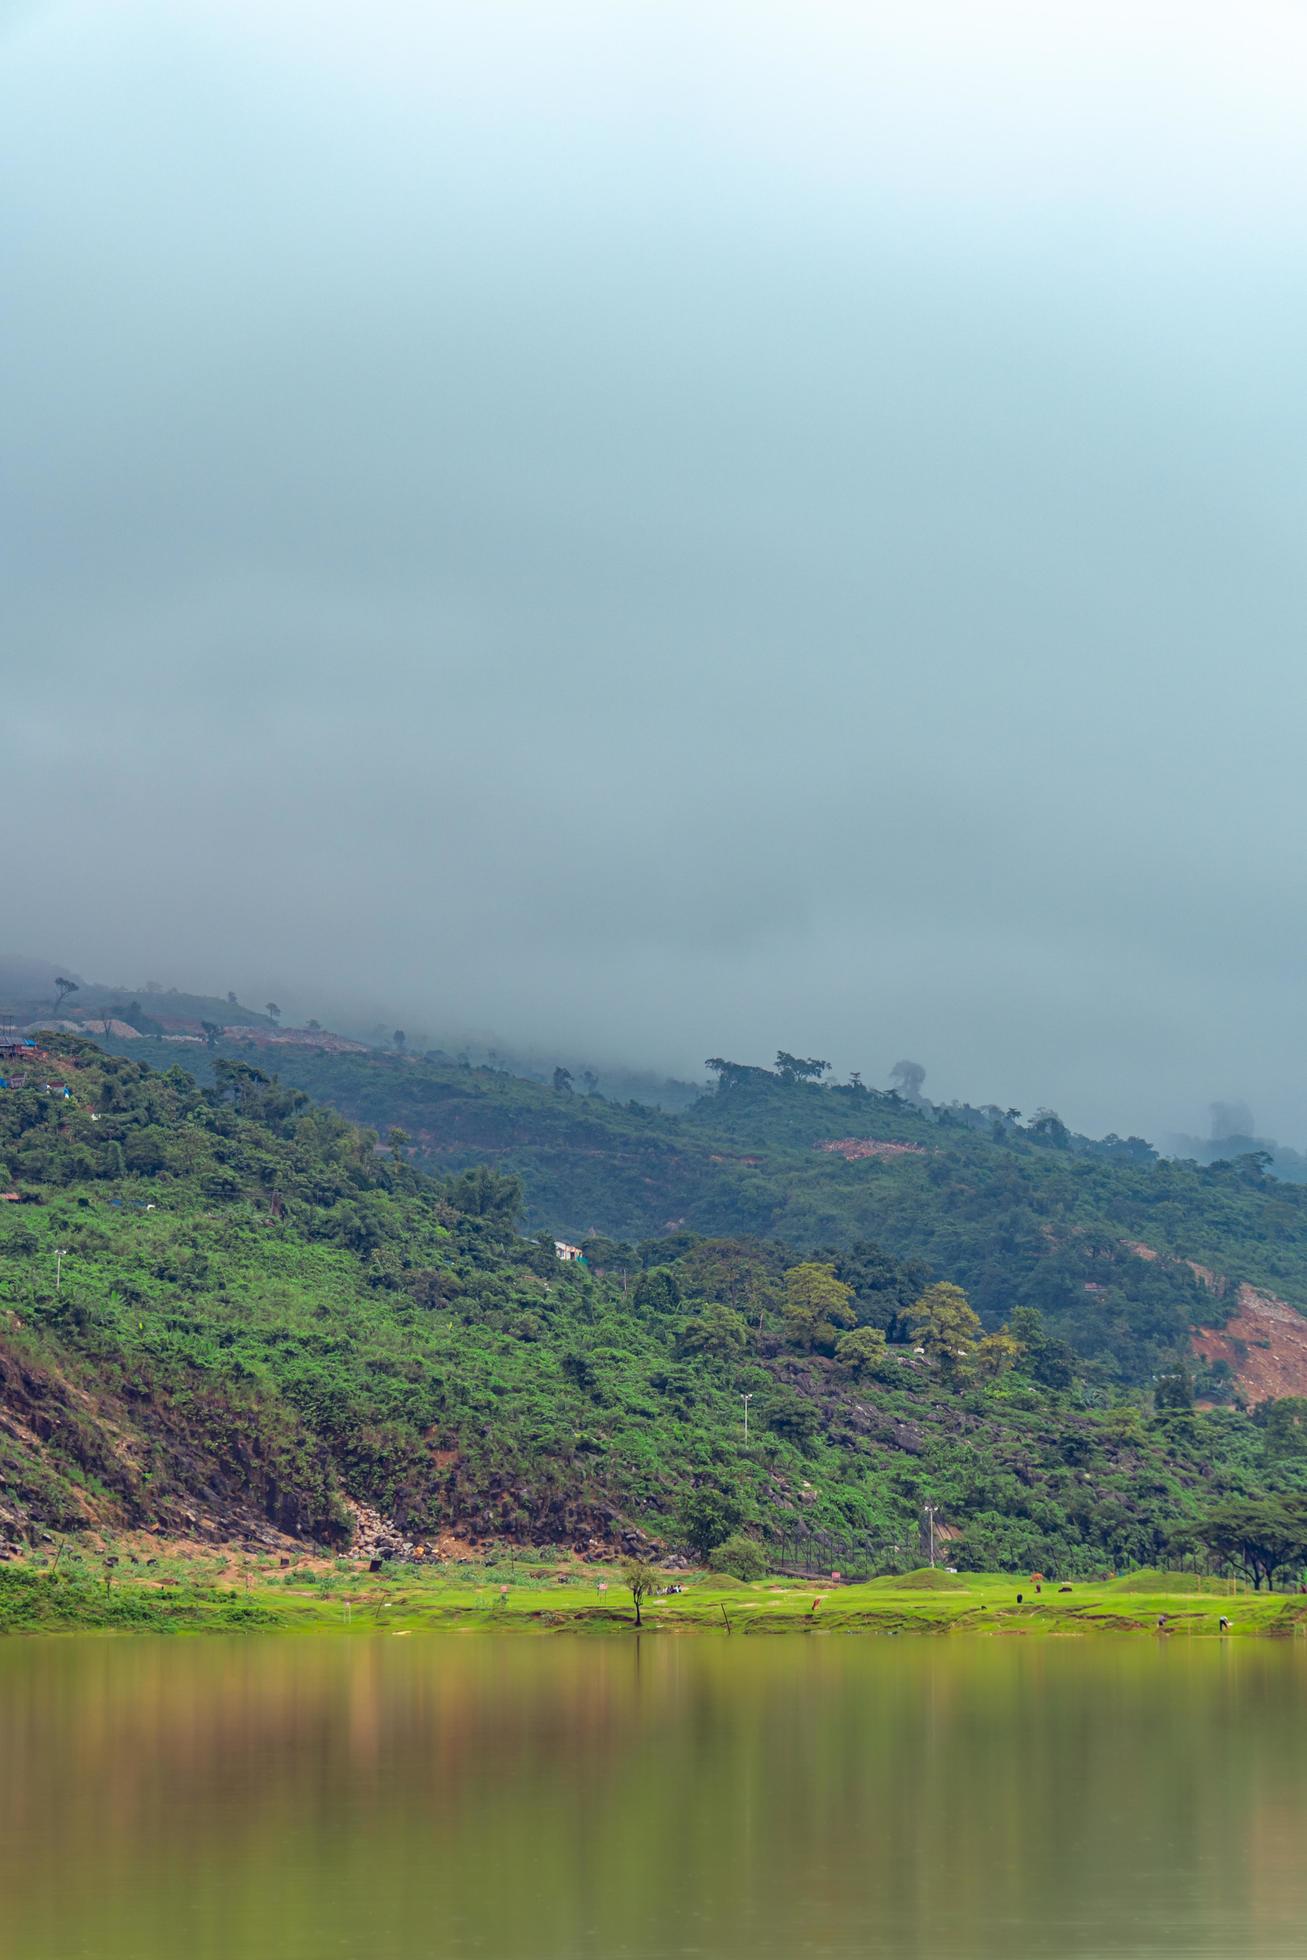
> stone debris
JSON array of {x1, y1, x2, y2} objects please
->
[{"x1": 345, "y1": 1497, "x2": 418, "y2": 1562}]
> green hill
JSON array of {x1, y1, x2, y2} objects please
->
[
  {"x1": 88, "y1": 1035, "x2": 1307, "y2": 1393},
  {"x1": 2, "y1": 1037, "x2": 1305, "y2": 1579}
]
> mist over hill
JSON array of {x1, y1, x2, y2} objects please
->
[{"x1": 12, "y1": 952, "x2": 1303, "y2": 1412}]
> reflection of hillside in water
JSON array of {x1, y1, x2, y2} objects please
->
[{"x1": 1, "y1": 1638, "x2": 1305, "y2": 1959}]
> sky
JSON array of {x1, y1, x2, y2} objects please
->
[{"x1": 6, "y1": 0, "x2": 1307, "y2": 1143}]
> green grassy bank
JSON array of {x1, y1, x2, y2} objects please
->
[{"x1": 4, "y1": 1555, "x2": 1305, "y2": 1639}]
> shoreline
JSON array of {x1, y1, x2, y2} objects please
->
[{"x1": 4, "y1": 1560, "x2": 1304, "y2": 1639}]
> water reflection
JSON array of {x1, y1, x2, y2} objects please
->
[{"x1": 0, "y1": 1636, "x2": 1302, "y2": 1959}]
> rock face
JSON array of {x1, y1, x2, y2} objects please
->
[
  {"x1": 1193, "y1": 1285, "x2": 1307, "y2": 1404},
  {"x1": 345, "y1": 1498, "x2": 418, "y2": 1561}
]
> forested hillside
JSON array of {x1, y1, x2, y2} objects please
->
[
  {"x1": 3, "y1": 1038, "x2": 1306, "y2": 1578},
  {"x1": 92, "y1": 1034, "x2": 1307, "y2": 1394}
]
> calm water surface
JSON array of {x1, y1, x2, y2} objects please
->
[{"x1": 1, "y1": 1634, "x2": 1303, "y2": 1960}]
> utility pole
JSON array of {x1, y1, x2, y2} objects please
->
[
  {"x1": 741, "y1": 1391, "x2": 753, "y2": 1441},
  {"x1": 55, "y1": 1248, "x2": 68, "y2": 1292},
  {"x1": 924, "y1": 1502, "x2": 936, "y2": 1568}
]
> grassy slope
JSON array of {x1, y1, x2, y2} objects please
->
[
  {"x1": 3, "y1": 1040, "x2": 1306, "y2": 1578},
  {"x1": 101, "y1": 1037, "x2": 1307, "y2": 1387},
  {"x1": 11, "y1": 1177, "x2": 1287, "y2": 1575}
]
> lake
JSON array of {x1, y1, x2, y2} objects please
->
[{"x1": 1, "y1": 1635, "x2": 1303, "y2": 1959}]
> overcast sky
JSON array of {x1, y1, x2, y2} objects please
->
[{"x1": 6, "y1": 1, "x2": 1307, "y2": 1141}]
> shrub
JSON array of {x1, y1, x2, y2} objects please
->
[
  {"x1": 678, "y1": 1488, "x2": 744, "y2": 1557},
  {"x1": 706, "y1": 1533, "x2": 769, "y2": 1581}
]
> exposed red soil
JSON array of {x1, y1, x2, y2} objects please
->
[
  {"x1": 1192, "y1": 1284, "x2": 1307, "y2": 1404},
  {"x1": 1122, "y1": 1240, "x2": 1307, "y2": 1402}
]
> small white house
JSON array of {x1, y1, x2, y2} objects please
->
[{"x1": 554, "y1": 1240, "x2": 584, "y2": 1263}]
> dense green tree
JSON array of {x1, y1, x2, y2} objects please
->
[
  {"x1": 1027, "y1": 1108, "x2": 1071, "y2": 1148},
  {"x1": 1005, "y1": 1305, "x2": 1075, "y2": 1390},
  {"x1": 1190, "y1": 1499, "x2": 1307, "y2": 1590},
  {"x1": 1154, "y1": 1366, "x2": 1194, "y2": 1411},
  {"x1": 782, "y1": 1262, "x2": 856, "y2": 1351},
  {"x1": 678, "y1": 1239, "x2": 782, "y2": 1319},
  {"x1": 633, "y1": 1267, "x2": 681, "y2": 1316},
  {"x1": 675, "y1": 1301, "x2": 749, "y2": 1361},
  {"x1": 774, "y1": 1053, "x2": 830, "y2": 1084},
  {"x1": 828, "y1": 1241, "x2": 925, "y2": 1336},
  {"x1": 1257, "y1": 1398, "x2": 1307, "y2": 1458},
  {"x1": 440, "y1": 1165, "x2": 523, "y2": 1225},
  {"x1": 909, "y1": 1282, "x2": 982, "y2": 1377},
  {"x1": 835, "y1": 1326, "x2": 891, "y2": 1380},
  {"x1": 679, "y1": 1489, "x2": 744, "y2": 1558},
  {"x1": 970, "y1": 1330, "x2": 1022, "y2": 1381},
  {"x1": 763, "y1": 1387, "x2": 820, "y2": 1445}
]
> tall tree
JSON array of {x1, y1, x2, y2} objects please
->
[
  {"x1": 775, "y1": 1052, "x2": 831, "y2": 1083},
  {"x1": 621, "y1": 1557, "x2": 657, "y2": 1627},
  {"x1": 704, "y1": 1057, "x2": 768, "y2": 1092},
  {"x1": 440, "y1": 1165, "x2": 523, "y2": 1226},
  {"x1": 678, "y1": 1489, "x2": 743, "y2": 1558},
  {"x1": 835, "y1": 1326, "x2": 891, "y2": 1379},
  {"x1": 675, "y1": 1300, "x2": 749, "y2": 1361},
  {"x1": 1191, "y1": 1499, "x2": 1307, "y2": 1590},
  {"x1": 782, "y1": 1262, "x2": 856, "y2": 1350},
  {"x1": 908, "y1": 1282, "x2": 983, "y2": 1377}
]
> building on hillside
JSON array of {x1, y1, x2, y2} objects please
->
[{"x1": 554, "y1": 1240, "x2": 585, "y2": 1263}]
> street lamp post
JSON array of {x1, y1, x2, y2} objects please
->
[
  {"x1": 924, "y1": 1502, "x2": 937, "y2": 1568},
  {"x1": 741, "y1": 1392, "x2": 753, "y2": 1441},
  {"x1": 55, "y1": 1249, "x2": 69, "y2": 1292}
]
